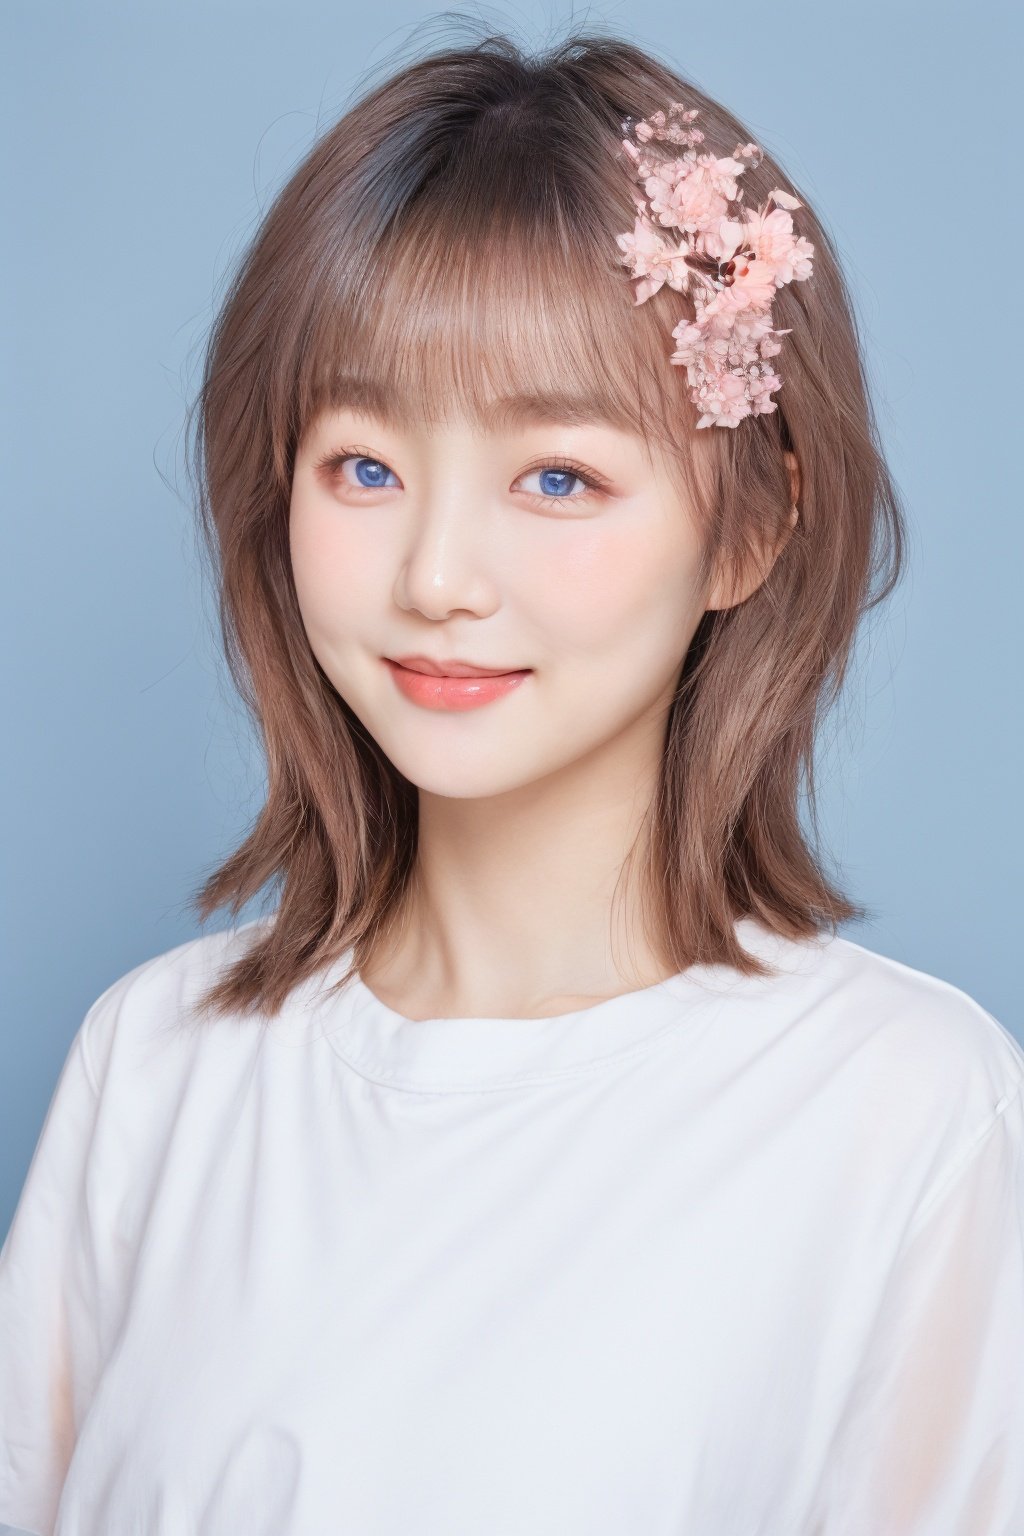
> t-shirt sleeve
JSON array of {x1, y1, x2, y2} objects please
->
[
  {"x1": 814, "y1": 1073, "x2": 1024, "y2": 1534},
  {"x1": 0, "y1": 1006, "x2": 105, "y2": 1536}
]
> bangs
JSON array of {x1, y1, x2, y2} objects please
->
[{"x1": 291, "y1": 139, "x2": 701, "y2": 457}]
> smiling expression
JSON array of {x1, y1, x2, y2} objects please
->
[{"x1": 289, "y1": 398, "x2": 720, "y2": 800}]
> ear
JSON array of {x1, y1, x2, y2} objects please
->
[{"x1": 704, "y1": 451, "x2": 801, "y2": 612}]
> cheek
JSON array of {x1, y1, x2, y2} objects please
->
[
  {"x1": 289, "y1": 497, "x2": 377, "y2": 643},
  {"x1": 527, "y1": 522, "x2": 702, "y2": 658}
]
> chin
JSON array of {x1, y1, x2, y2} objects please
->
[{"x1": 382, "y1": 741, "x2": 557, "y2": 801}]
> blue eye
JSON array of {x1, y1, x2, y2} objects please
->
[
  {"x1": 520, "y1": 464, "x2": 602, "y2": 501},
  {"x1": 346, "y1": 456, "x2": 398, "y2": 489},
  {"x1": 533, "y1": 468, "x2": 579, "y2": 498},
  {"x1": 314, "y1": 449, "x2": 608, "y2": 504}
]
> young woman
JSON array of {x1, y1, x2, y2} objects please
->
[{"x1": 2, "y1": 26, "x2": 1022, "y2": 1536}]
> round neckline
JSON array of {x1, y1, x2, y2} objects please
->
[{"x1": 310, "y1": 917, "x2": 776, "y2": 1093}]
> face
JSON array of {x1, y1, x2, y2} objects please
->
[{"x1": 289, "y1": 406, "x2": 720, "y2": 800}]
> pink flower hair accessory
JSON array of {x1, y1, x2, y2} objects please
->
[{"x1": 614, "y1": 103, "x2": 815, "y2": 429}]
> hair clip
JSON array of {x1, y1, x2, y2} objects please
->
[{"x1": 614, "y1": 103, "x2": 814, "y2": 428}]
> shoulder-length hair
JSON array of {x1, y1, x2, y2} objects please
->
[{"x1": 184, "y1": 25, "x2": 906, "y2": 1021}]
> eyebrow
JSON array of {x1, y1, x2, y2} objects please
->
[{"x1": 326, "y1": 376, "x2": 625, "y2": 433}]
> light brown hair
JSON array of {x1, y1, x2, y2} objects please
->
[{"x1": 184, "y1": 20, "x2": 906, "y2": 1021}]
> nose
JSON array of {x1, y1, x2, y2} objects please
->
[{"x1": 394, "y1": 484, "x2": 499, "y2": 622}]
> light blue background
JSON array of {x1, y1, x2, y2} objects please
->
[{"x1": 2, "y1": 0, "x2": 1020, "y2": 1318}]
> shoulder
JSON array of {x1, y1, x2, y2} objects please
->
[
  {"x1": 79, "y1": 915, "x2": 277, "y2": 1091},
  {"x1": 731, "y1": 917, "x2": 1024, "y2": 1180},
  {"x1": 815, "y1": 926, "x2": 1019, "y2": 1096}
]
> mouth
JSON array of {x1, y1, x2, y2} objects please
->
[
  {"x1": 386, "y1": 654, "x2": 530, "y2": 679},
  {"x1": 382, "y1": 656, "x2": 532, "y2": 712}
]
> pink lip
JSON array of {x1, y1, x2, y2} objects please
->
[
  {"x1": 389, "y1": 654, "x2": 522, "y2": 678},
  {"x1": 383, "y1": 657, "x2": 531, "y2": 712}
]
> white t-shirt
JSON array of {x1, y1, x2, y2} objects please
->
[{"x1": 1, "y1": 913, "x2": 1023, "y2": 1536}]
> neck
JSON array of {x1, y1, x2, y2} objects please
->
[{"x1": 359, "y1": 726, "x2": 674, "y2": 1020}]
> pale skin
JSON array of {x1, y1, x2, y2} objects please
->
[{"x1": 289, "y1": 405, "x2": 799, "y2": 1021}]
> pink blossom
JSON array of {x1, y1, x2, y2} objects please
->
[
  {"x1": 615, "y1": 216, "x2": 693, "y2": 303},
  {"x1": 729, "y1": 205, "x2": 815, "y2": 286},
  {"x1": 707, "y1": 251, "x2": 778, "y2": 314},
  {"x1": 615, "y1": 100, "x2": 814, "y2": 429}
]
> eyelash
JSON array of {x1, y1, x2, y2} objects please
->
[{"x1": 312, "y1": 447, "x2": 612, "y2": 507}]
